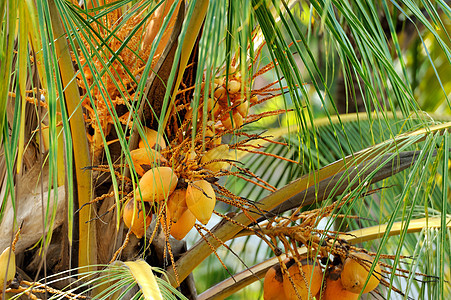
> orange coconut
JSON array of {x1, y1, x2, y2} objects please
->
[
  {"x1": 250, "y1": 95, "x2": 259, "y2": 104},
  {"x1": 165, "y1": 189, "x2": 196, "y2": 240},
  {"x1": 130, "y1": 148, "x2": 166, "y2": 176},
  {"x1": 167, "y1": 189, "x2": 188, "y2": 223},
  {"x1": 135, "y1": 167, "x2": 178, "y2": 203},
  {"x1": 263, "y1": 263, "x2": 288, "y2": 300},
  {"x1": 123, "y1": 199, "x2": 152, "y2": 238},
  {"x1": 282, "y1": 258, "x2": 323, "y2": 300},
  {"x1": 322, "y1": 268, "x2": 358, "y2": 300},
  {"x1": 138, "y1": 127, "x2": 166, "y2": 150},
  {"x1": 186, "y1": 180, "x2": 216, "y2": 225},
  {"x1": 169, "y1": 208, "x2": 196, "y2": 240},
  {"x1": 341, "y1": 252, "x2": 381, "y2": 294}
]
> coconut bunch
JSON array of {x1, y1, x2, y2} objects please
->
[
  {"x1": 263, "y1": 252, "x2": 382, "y2": 300},
  {"x1": 122, "y1": 127, "x2": 223, "y2": 241},
  {"x1": 185, "y1": 60, "x2": 289, "y2": 135},
  {"x1": 121, "y1": 105, "x2": 290, "y2": 243},
  {"x1": 320, "y1": 252, "x2": 382, "y2": 299},
  {"x1": 196, "y1": 66, "x2": 256, "y2": 131},
  {"x1": 123, "y1": 124, "x2": 276, "y2": 241},
  {"x1": 116, "y1": 47, "x2": 295, "y2": 240},
  {"x1": 259, "y1": 194, "x2": 432, "y2": 299},
  {"x1": 124, "y1": 169, "x2": 218, "y2": 241},
  {"x1": 264, "y1": 257, "x2": 323, "y2": 300}
]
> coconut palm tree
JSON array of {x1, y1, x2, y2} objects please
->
[{"x1": 0, "y1": 0, "x2": 450, "y2": 299}]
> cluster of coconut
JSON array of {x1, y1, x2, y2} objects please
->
[
  {"x1": 263, "y1": 252, "x2": 381, "y2": 300},
  {"x1": 123, "y1": 128, "x2": 221, "y2": 240},
  {"x1": 187, "y1": 69, "x2": 258, "y2": 131},
  {"x1": 209, "y1": 75, "x2": 256, "y2": 131}
]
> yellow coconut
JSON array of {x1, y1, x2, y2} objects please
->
[
  {"x1": 341, "y1": 252, "x2": 381, "y2": 294},
  {"x1": 0, "y1": 247, "x2": 15, "y2": 291},
  {"x1": 233, "y1": 110, "x2": 244, "y2": 128},
  {"x1": 282, "y1": 258, "x2": 323, "y2": 300},
  {"x1": 130, "y1": 148, "x2": 166, "y2": 176},
  {"x1": 207, "y1": 98, "x2": 222, "y2": 119},
  {"x1": 200, "y1": 144, "x2": 230, "y2": 172},
  {"x1": 186, "y1": 180, "x2": 216, "y2": 225},
  {"x1": 205, "y1": 128, "x2": 222, "y2": 146},
  {"x1": 123, "y1": 199, "x2": 152, "y2": 239},
  {"x1": 227, "y1": 80, "x2": 241, "y2": 94},
  {"x1": 214, "y1": 77, "x2": 224, "y2": 86},
  {"x1": 214, "y1": 86, "x2": 227, "y2": 101},
  {"x1": 135, "y1": 167, "x2": 178, "y2": 203},
  {"x1": 138, "y1": 127, "x2": 166, "y2": 150},
  {"x1": 221, "y1": 111, "x2": 243, "y2": 130},
  {"x1": 236, "y1": 100, "x2": 249, "y2": 117}
]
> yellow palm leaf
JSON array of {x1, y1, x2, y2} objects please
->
[{"x1": 124, "y1": 260, "x2": 163, "y2": 300}]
